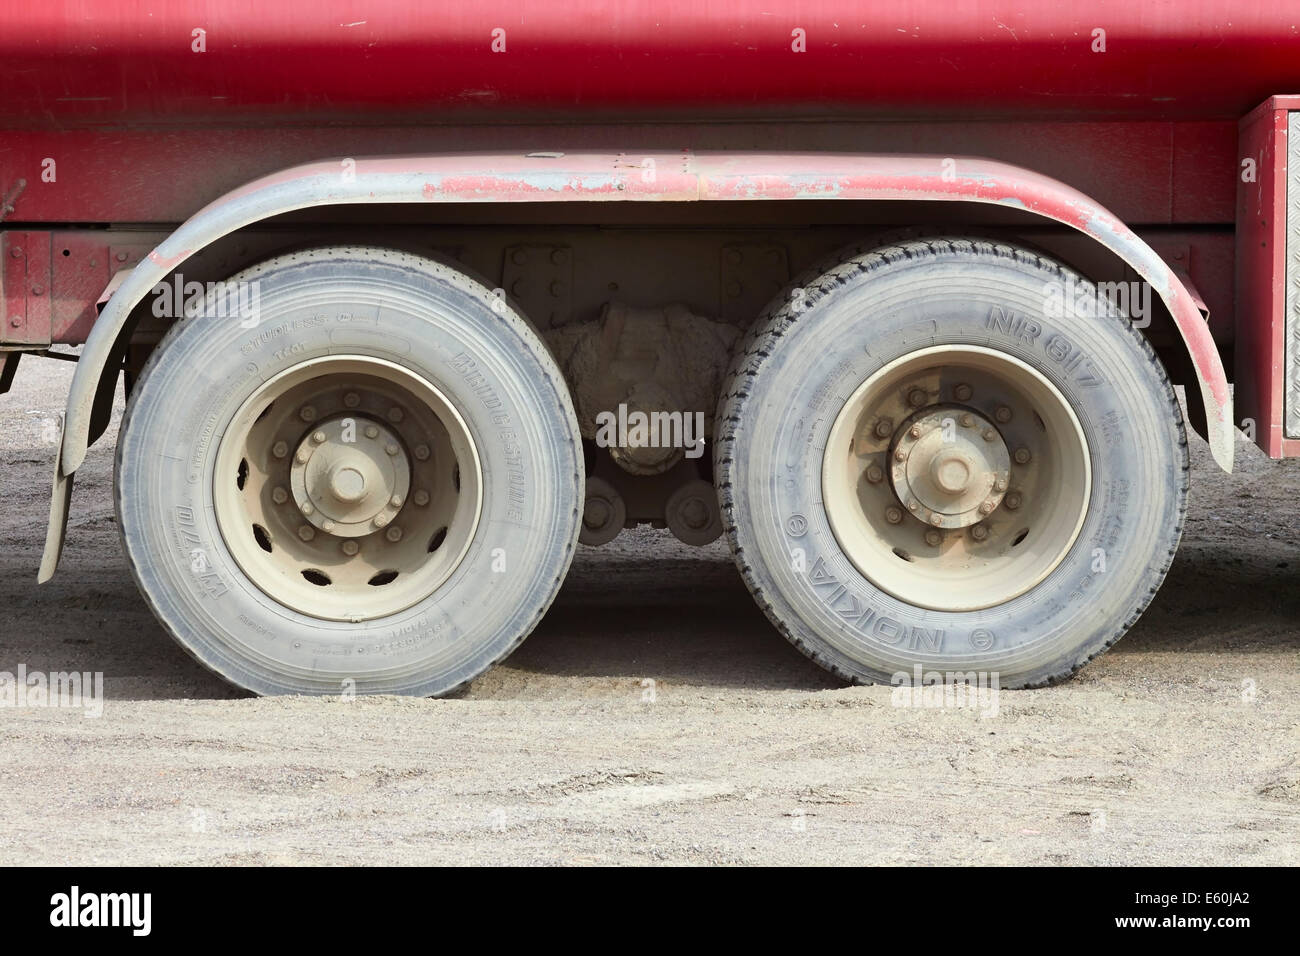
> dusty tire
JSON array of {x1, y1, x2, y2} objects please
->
[
  {"x1": 716, "y1": 238, "x2": 1188, "y2": 688},
  {"x1": 116, "y1": 247, "x2": 582, "y2": 696}
]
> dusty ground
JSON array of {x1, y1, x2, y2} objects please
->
[{"x1": 0, "y1": 356, "x2": 1297, "y2": 866}]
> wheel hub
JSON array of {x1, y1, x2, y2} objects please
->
[
  {"x1": 289, "y1": 416, "x2": 410, "y2": 537},
  {"x1": 889, "y1": 404, "x2": 1010, "y2": 529}
]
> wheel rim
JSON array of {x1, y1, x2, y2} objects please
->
[
  {"x1": 822, "y1": 345, "x2": 1090, "y2": 611},
  {"x1": 214, "y1": 356, "x2": 483, "y2": 622}
]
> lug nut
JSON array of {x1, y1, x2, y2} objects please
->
[
  {"x1": 960, "y1": 414, "x2": 974, "y2": 428},
  {"x1": 907, "y1": 388, "x2": 927, "y2": 407},
  {"x1": 908, "y1": 501, "x2": 919, "y2": 512},
  {"x1": 414, "y1": 490, "x2": 430, "y2": 507},
  {"x1": 312, "y1": 430, "x2": 326, "y2": 444},
  {"x1": 341, "y1": 540, "x2": 359, "y2": 556},
  {"x1": 272, "y1": 441, "x2": 289, "y2": 459},
  {"x1": 271, "y1": 487, "x2": 288, "y2": 504},
  {"x1": 365, "y1": 425, "x2": 379, "y2": 439},
  {"x1": 929, "y1": 513, "x2": 944, "y2": 527},
  {"x1": 909, "y1": 425, "x2": 922, "y2": 439},
  {"x1": 385, "y1": 443, "x2": 399, "y2": 456},
  {"x1": 295, "y1": 446, "x2": 311, "y2": 464},
  {"x1": 387, "y1": 407, "x2": 404, "y2": 423},
  {"x1": 1005, "y1": 492, "x2": 1023, "y2": 510},
  {"x1": 924, "y1": 529, "x2": 942, "y2": 546},
  {"x1": 994, "y1": 478, "x2": 1007, "y2": 492},
  {"x1": 299, "y1": 405, "x2": 317, "y2": 422},
  {"x1": 885, "y1": 506, "x2": 904, "y2": 524},
  {"x1": 300, "y1": 502, "x2": 315, "y2": 516},
  {"x1": 979, "y1": 501, "x2": 995, "y2": 515},
  {"x1": 865, "y1": 464, "x2": 884, "y2": 484},
  {"x1": 1014, "y1": 447, "x2": 1032, "y2": 464},
  {"x1": 390, "y1": 495, "x2": 403, "y2": 508},
  {"x1": 373, "y1": 513, "x2": 391, "y2": 529},
  {"x1": 954, "y1": 383, "x2": 973, "y2": 401},
  {"x1": 995, "y1": 406, "x2": 1013, "y2": 423},
  {"x1": 385, "y1": 526, "x2": 403, "y2": 542},
  {"x1": 343, "y1": 392, "x2": 360, "y2": 408},
  {"x1": 971, "y1": 524, "x2": 989, "y2": 541},
  {"x1": 321, "y1": 519, "x2": 336, "y2": 532},
  {"x1": 298, "y1": 525, "x2": 315, "y2": 541},
  {"x1": 414, "y1": 445, "x2": 430, "y2": 461},
  {"x1": 895, "y1": 449, "x2": 906, "y2": 462},
  {"x1": 874, "y1": 418, "x2": 893, "y2": 439},
  {"x1": 983, "y1": 429, "x2": 997, "y2": 442}
]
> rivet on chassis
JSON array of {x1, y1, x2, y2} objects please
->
[
  {"x1": 924, "y1": 529, "x2": 942, "y2": 546},
  {"x1": 297, "y1": 525, "x2": 315, "y2": 541},
  {"x1": 343, "y1": 392, "x2": 360, "y2": 408},
  {"x1": 1004, "y1": 492, "x2": 1023, "y2": 510},
  {"x1": 385, "y1": 526, "x2": 403, "y2": 542},
  {"x1": 865, "y1": 464, "x2": 884, "y2": 484},
  {"x1": 272, "y1": 441, "x2": 289, "y2": 459},
  {"x1": 299, "y1": 405, "x2": 317, "y2": 422},
  {"x1": 995, "y1": 406, "x2": 1013, "y2": 423},
  {"x1": 885, "y1": 506, "x2": 904, "y2": 524},
  {"x1": 341, "y1": 540, "x2": 359, "y2": 556},
  {"x1": 907, "y1": 388, "x2": 927, "y2": 407},
  {"x1": 971, "y1": 524, "x2": 989, "y2": 541},
  {"x1": 271, "y1": 486, "x2": 288, "y2": 504},
  {"x1": 387, "y1": 407, "x2": 405, "y2": 423},
  {"x1": 414, "y1": 444, "x2": 431, "y2": 461},
  {"x1": 413, "y1": 490, "x2": 430, "y2": 507},
  {"x1": 1014, "y1": 447, "x2": 1032, "y2": 464},
  {"x1": 365, "y1": 425, "x2": 380, "y2": 439},
  {"x1": 874, "y1": 418, "x2": 893, "y2": 439},
  {"x1": 954, "y1": 383, "x2": 973, "y2": 401}
]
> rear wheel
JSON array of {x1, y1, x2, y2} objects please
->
[
  {"x1": 716, "y1": 238, "x2": 1188, "y2": 687},
  {"x1": 117, "y1": 247, "x2": 582, "y2": 696}
]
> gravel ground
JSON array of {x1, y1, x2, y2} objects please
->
[{"x1": 1, "y1": 357, "x2": 1297, "y2": 865}]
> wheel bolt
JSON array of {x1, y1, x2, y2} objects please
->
[
  {"x1": 271, "y1": 486, "x2": 288, "y2": 504},
  {"x1": 895, "y1": 449, "x2": 906, "y2": 462},
  {"x1": 373, "y1": 513, "x2": 391, "y2": 529},
  {"x1": 907, "y1": 388, "x2": 927, "y2": 407},
  {"x1": 954, "y1": 383, "x2": 973, "y2": 401},
  {"x1": 272, "y1": 441, "x2": 289, "y2": 459},
  {"x1": 300, "y1": 502, "x2": 315, "y2": 516},
  {"x1": 1014, "y1": 447, "x2": 1031, "y2": 464},
  {"x1": 414, "y1": 490, "x2": 430, "y2": 507},
  {"x1": 341, "y1": 540, "x2": 359, "y2": 556},
  {"x1": 387, "y1": 407, "x2": 405, "y2": 423},
  {"x1": 971, "y1": 524, "x2": 989, "y2": 541},
  {"x1": 865, "y1": 464, "x2": 884, "y2": 484},
  {"x1": 312, "y1": 430, "x2": 326, "y2": 444},
  {"x1": 929, "y1": 513, "x2": 944, "y2": 527},
  {"x1": 909, "y1": 425, "x2": 922, "y2": 439},
  {"x1": 385, "y1": 526, "x2": 403, "y2": 542},
  {"x1": 365, "y1": 425, "x2": 379, "y2": 440},
  {"x1": 343, "y1": 392, "x2": 360, "y2": 408},
  {"x1": 1005, "y1": 492, "x2": 1023, "y2": 510},
  {"x1": 390, "y1": 495, "x2": 404, "y2": 508},
  {"x1": 924, "y1": 529, "x2": 942, "y2": 546},
  {"x1": 295, "y1": 447, "x2": 311, "y2": 464},
  {"x1": 979, "y1": 501, "x2": 994, "y2": 515},
  {"x1": 885, "y1": 506, "x2": 903, "y2": 524},
  {"x1": 960, "y1": 414, "x2": 974, "y2": 428},
  {"x1": 299, "y1": 405, "x2": 317, "y2": 422},
  {"x1": 983, "y1": 429, "x2": 997, "y2": 442},
  {"x1": 995, "y1": 406, "x2": 1013, "y2": 423},
  {"x1": 414, "y1": 445, "x2": 430, "y2": 461},
  {"x1": 321, "y1": 519, "x2": 336, "y2": 532},
  {"x1": 298, "y1": 525, "x2": 315, "y2": 541},
  {"x1": 994, "y1": 478, "x2": 1007, "y2": 492},
  {"x1": 873, "y1": 418, "x2": 893, "y2": 439},
  {"x1": 907, "y1": 501, "x2": 919, "y2": 512},
  {"x1": 385, "y1": 443, "x2": 399, "y2": 456}
]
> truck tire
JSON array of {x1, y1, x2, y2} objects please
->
[
  {"x1": 115, "y1": 247, "x2": 582, "y2": 696},
  {"x1": 716, "y1": 238, "x2": 1188, "y2": 688}
]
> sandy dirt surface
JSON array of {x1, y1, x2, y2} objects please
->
[{"x1": 1, "y1": 356, "x2": 1297, "y2": 866}]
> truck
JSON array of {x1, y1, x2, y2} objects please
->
[{"x1": 1, "y1": 2, "x2": 1297, "y2": 695}]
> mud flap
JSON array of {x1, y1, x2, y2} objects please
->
[{"x1": 38, "y1": 415, "x2": 73, "y2": 583}]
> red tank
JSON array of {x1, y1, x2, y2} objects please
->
[{"x1": 1, "y1": 1, "x2": 1297, "y2": 126}]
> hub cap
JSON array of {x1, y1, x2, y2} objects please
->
[{"x1": 822, "y1": 345, "x2": 1090, "y2": 611}]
